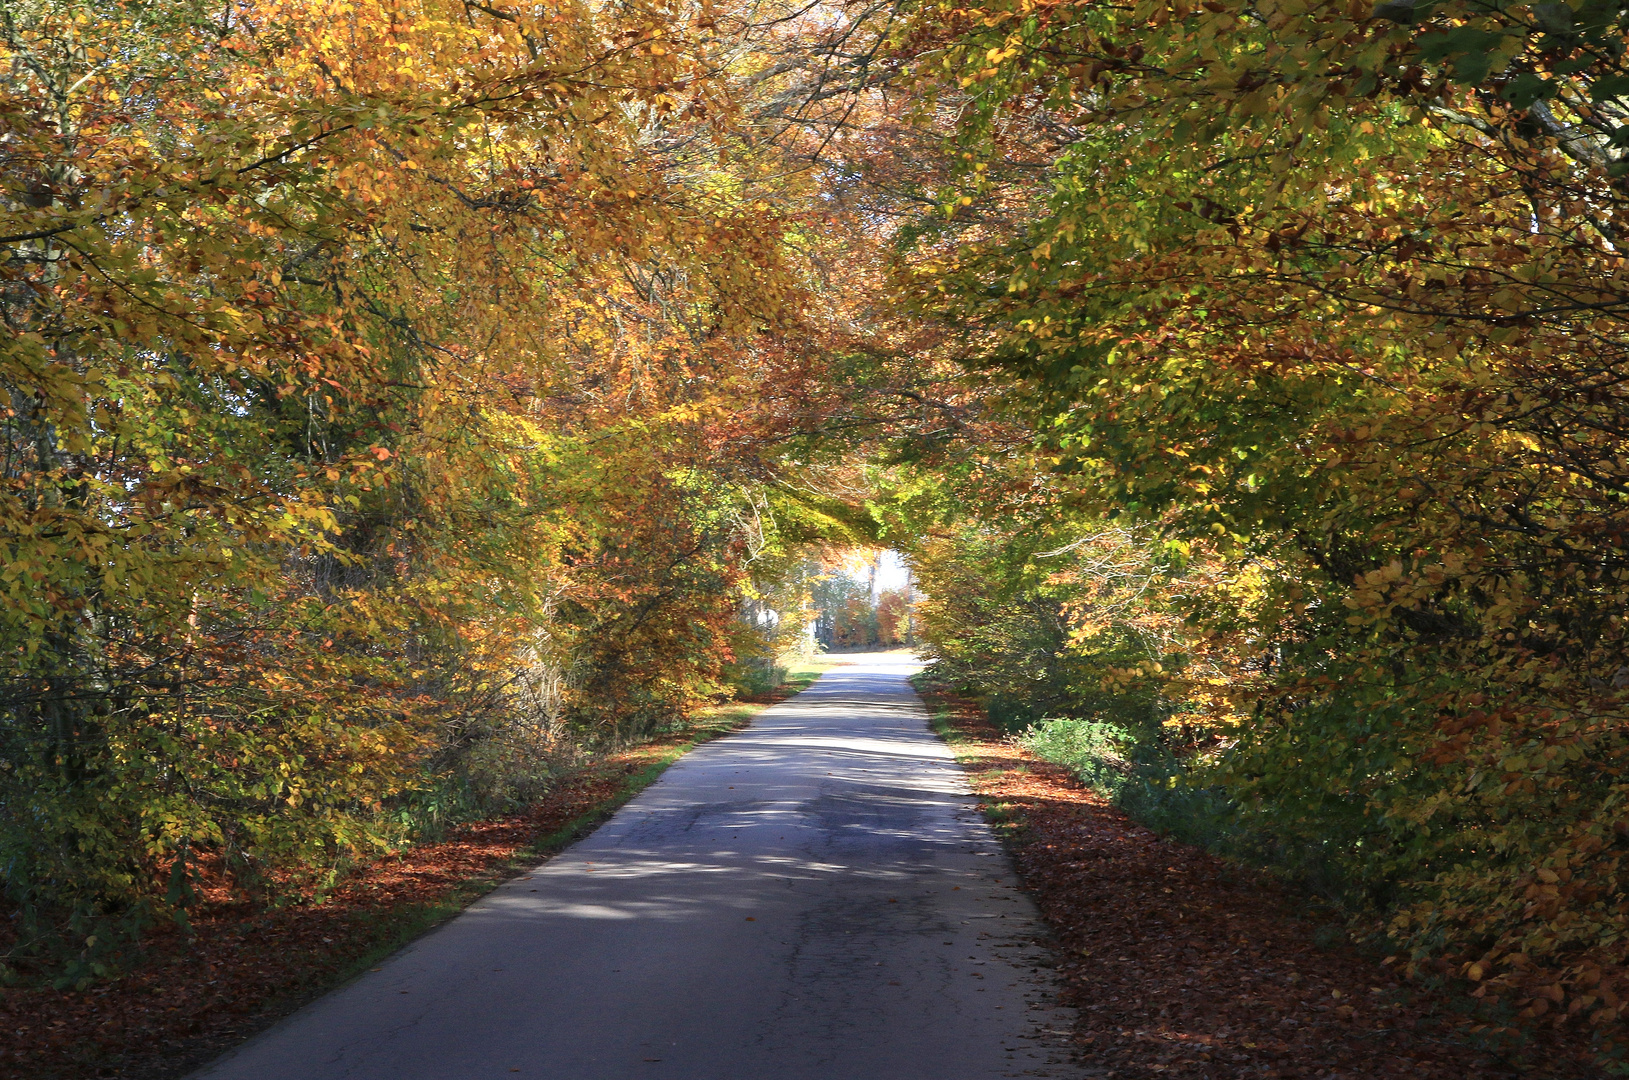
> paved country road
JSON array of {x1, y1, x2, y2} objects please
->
[{"x1": 194, "y1": 654, "x2": 1082, "y2": 1080}]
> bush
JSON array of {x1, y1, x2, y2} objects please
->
[
  {"x1": 724, "y1": 657, "x2": 788, "y2": 701},
  {"x1": 1021, "y1": 719, "x2": 1238, "y2": 854}
]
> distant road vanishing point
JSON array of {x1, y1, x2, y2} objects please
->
[{"x1": 193, "y1": 653, "x2": 1082, "y2": 1080}]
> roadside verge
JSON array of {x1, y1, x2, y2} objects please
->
[{"x1": 915, "y1": 676, "x2": 1596, "y2": 1080}]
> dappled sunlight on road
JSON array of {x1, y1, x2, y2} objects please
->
[{"x1": 194, "y1": 650, "x2": 1082, "y2": 1080}]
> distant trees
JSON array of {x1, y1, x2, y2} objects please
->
[
  {"x1": 875, "y1": 590, "x2": 912, "y2": 646},
  {"x1": 810, "y1": 555, "x2": 915, "y2": 651}
]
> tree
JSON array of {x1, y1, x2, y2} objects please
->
[
  {"x1": 0, "y1": 0, "x2": 833, "y2": 976},
  {"x1": 890, "y1": 0, "x2": 1629, "y2": 1050}
]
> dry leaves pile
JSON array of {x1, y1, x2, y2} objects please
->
[{"x1": 926, "y1": 691, "x2": 1601, "y2": 1079}]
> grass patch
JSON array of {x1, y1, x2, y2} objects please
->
[{"x1": 920, "y1": 682, "x2": 970, "y2": 746}]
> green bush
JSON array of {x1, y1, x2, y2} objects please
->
[
  {"x1": 1022, "y1": 719, "x2": 1235, "y2": 849},
  {"x1": 1021, "y1": 715, "x2": 1382, "y2": 912},
  {"x1": 724, "y1": 657, "x2": 788, "y2": 701}
]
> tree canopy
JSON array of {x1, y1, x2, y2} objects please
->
[{"x1": 6, "y1": 0, "x2": 1629, "y2": 1063}]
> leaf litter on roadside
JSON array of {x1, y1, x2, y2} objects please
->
[{"x1": 925, "y1": 689, "x2": 1599, "y2": 1080}]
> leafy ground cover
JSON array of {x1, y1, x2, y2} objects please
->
[
  {"x1": 0, "y1": 659, "x2": 841, "y2": 1080},
  {"x1": 916, "y1": 679, "x2": 1599, "y2": 1080}
]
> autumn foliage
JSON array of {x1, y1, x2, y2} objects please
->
[
  {"x1": 9, "y1": 0, "x2": 1629, "y2": 1068},
  {"x1": 0, "y1": 0, "x2": 844, "y2": 981}
]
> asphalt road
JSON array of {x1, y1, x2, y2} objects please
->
[{"x1": 193, "y1": 653, "x2": 1081, "y2": 1080}]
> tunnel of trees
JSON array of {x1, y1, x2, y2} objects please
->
[{"x1": 5, "y1": 0, "x2": 1629, "y2": 1062}]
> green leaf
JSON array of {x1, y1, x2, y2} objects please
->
[
  {"x1": 1502, "y1": 72, "x2": 1554, "y2": 107},
  {"x1": 1371, "y1": 0, "x2": 1417, "y2": 23},
  {"x1": 1418, "y1": 27, "x2": 1504, "y2": 66},
  {"x1": 1590, "y1": 73, "x2": 1629, "y2": 100},
  {"x1": 1531, "y1": 2, "x2": 1575, "y2": 35},
  {"x1": 1452, "y1": 50, "x2": 1498, "y2": 84}
]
